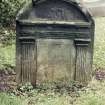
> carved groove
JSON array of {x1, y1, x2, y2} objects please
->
[
  {"x1": 21, "y1": 41, "x2": 37, "y2": 85},
  {"x1": 75, "y1": 47, "x2": 91, "y2": 84}
]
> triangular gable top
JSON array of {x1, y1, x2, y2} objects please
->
[{"x1": 16, "y1": 0, "x2": 94, "y2": 23}]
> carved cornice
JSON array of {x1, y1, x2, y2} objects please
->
[{"x1": 74, "y1": 38, "x2": 91, "y2": 46}]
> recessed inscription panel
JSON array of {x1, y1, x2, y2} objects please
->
[{"x1": 37, "y1": 39, "x2": 76, "y2": 83}]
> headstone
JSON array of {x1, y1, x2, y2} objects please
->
[{"x1": 16, "y1": 0, "x2": 95, "y2": 86}]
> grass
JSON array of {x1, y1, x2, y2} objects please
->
[
  {"x1": 0, "y1": 91, "x2": 70, "y2": 105},
  {"x1": 0, "y1": 44, "x2": 15, "y2": 69},
  {"x1": 0, "y1": 92, "x2": 27, "y2": 105},
  {"x1": 1, "y1": 79, "x2": 105, "y2": 105},
  {"x1": 74, "y1": 79, "x2": 105, "y2": 105},
  {"x1": 0, "y1": 17, "x2": 105, "y2": 105},
  {"x1": 93, "y1": 17, "x2": 105, "y2": 68}
]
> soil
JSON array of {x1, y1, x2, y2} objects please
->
[
  {"x1": 0, "y1": 69, "x2": 17, "y2": 91},
  {"x1": 95, "y1": 68, "x2": 105, "y2": 80}
]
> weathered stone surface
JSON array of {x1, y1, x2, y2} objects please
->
[
  {"x1": 16, "y1": 0, "x2": 95, "y2": 85},
  {"x1": 16, "y1": 0, "x2": 90, "y2": 22},
  {"x1": 37, "y1": 39, "x2": 75, "y2": 83}
]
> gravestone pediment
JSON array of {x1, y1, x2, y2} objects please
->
[{"x1": 17, "y1": 0, "x2": 92, "y2": 22}]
